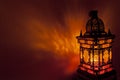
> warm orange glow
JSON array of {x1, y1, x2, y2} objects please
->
[
  {"x1": 90, "y1": 53, "x2": 103, "y2": 66},
  {"x1": 99, "y1": 40, "x2": 105, "y2": 44},
  {"x1": 90, "y1": 53, "x2": 93, "y2": 65},
  {"x1": 94, "y1": 45, "x2": 98, "y2": 48},
  {"x1": 81, "y1": 48, "x2": 111, "y2": 67},
  {"x1": 103, "y1": 50, "x2": 109, "y2": 63},
  {"x1": 94, "y1": 55, "x2": 99, "y2": 66},
  {"x1": 107, "y1": 39, "x2": 112, "y2": 43},
  {"x1": 79, "y1": 40, "x2": 85, "y2": 43},
  {"x1": 87, "y1": 41, "x2": 93, "y2": 44},
  {"x1": 102, "y1": 44, "x2": 110, "y2": 48},
  {"x1": 94, "y1": 50, "x2": 99, "y2": 66},
  {"x1": 80, "y1": 67, "x2": 86, "y2": 71},
  {"x1": 83, "y1": 64, "x2": 91, "y2": 69},
  {"x1": 110, "y1": 50, "x2": 112, "y2": 60},
  {"x1": 90, "y1": 54, "x2": 99, "y2": 66},
  {"x1": 24, "y1": 13, "x2": 84, "y2": 75},
  {"x1": 1, "y1": 1, "x2": 115, "y2": 79},
  {"x1": 99, "y1": 70, "x2": 105, "y2": 75},
  {"x1": 94, "y1": 67, "x2": 99, "y2": 70},
  {"x1": 102, "y1": 64, "x2": 110, "y2": 69},
  {"x1": 82, "y1": 44, "x2": 90, "y2": 48},
  {"x1": 100, "y1": 53, "x2": 102, "y2": 65},
  {"x1": 22, "y1": 9, "x2": 114, "y2": 76},
  {"x1": 106, "y1": 68, "x2": 113, "y2": 72},
  {"x1": 87, "y1": 70, "x2": 94, "y2": 74},
  {"x1": 76, "y1": 9, "x2": 114, "y2": 76},
  {"x1": 83, "y1": 50, "x2": 89, "y2": 63}
]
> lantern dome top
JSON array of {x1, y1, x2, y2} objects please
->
[
  {"x1": 77, "y1": 10, "x2": 115, "y2": 39},
  {"x1": 85, "y1": 10, "x2": 106, "y2": 37}
]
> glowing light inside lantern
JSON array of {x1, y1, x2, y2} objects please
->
[
  {"x1": 76, "y1": 10, "x2": 115, "y2": 75},
  {"x1": 99, "y1": 40, "x2": 105, "y2": 44},
  {"x1": 103, "y1": 50, "x2": 109, "y2": 63},
  {"x1": 84, "y1": 50, "x2": 89, "y2": 63}
]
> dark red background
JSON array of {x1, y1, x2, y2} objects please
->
[{"x1": 0, "y1": 0, "x2": 120, "y2": 80}]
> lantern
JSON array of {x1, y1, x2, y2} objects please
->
[{"x1": 76, "y1": 10, "x2": 116, "y2": 80}]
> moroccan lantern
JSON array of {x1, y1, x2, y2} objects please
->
[{"x1": 76, "y1": 10, "x2": 116, "y2": 80}]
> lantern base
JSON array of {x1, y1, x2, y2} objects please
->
[{"x1": 73, "y1": 68, "x2": 117, "y2": 80}]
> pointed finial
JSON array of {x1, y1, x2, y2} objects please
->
[
  {"x1": 89, "y1": 10, "x2": 98, "y2": 18},
  {"x1": 108, "y1": 29, "x2": 111, "y2": 35},
  {"x1": 80, "y1": 30, "x2": 82, "y2": 37}
]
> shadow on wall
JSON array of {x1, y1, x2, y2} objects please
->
[{"x1": 0, "y1": 46, "x2": 79, "y2": 80}]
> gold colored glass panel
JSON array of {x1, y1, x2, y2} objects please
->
[
  {"x1": 94, "y1": 55, "x2": 98, "y2": 66},
  {"x1": 82, "y1": 44, "x2": 90, "y2": 48},
  {"x1": 94, "y1": 50, "x2": 98, "y2": 66},
  {"x1": 103, "y1": 50, "x2": 108, "y2": 63},
  {"x1": 79, "y1": 40, "x2": 85, "y2": 43},
  {"x1": 102, "y1": 44, "x2": 110, "y2": 48},
  {"x1": 110, "y1": 50, "x2": 112, "y2": 60},
  {"x1": 100, "y1": 53, "x2": 102, "y2": 65},
  {"x1": 87, "y1": 41, "x2": 93, "y2": 44},
  {"x1": 107, "y1": 39, "x2": 112, "y2": 43},
  {"x1": 99, "y1": 40, "x2": 105, "y2": 44},
  {"x1": 90, "y1": 53, "x2": 93, "y2": 65},
  {"x1": 83, "y1": 50, "x2": 89, "y2": 63},
  {"x1": 94, "y1": 46, "x2": 98, "y2": 49}
]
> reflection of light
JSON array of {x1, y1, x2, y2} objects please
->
[
  {"x1": 22, "y1": 9, "x2": 113, "y2": 75},
  {"x1": 23, "y1": 13, "x2": 84, "y2": 75}
]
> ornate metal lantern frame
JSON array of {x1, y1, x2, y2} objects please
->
[{"x1": 76, "y1": 10, "x2": 116, "y2": 80}]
